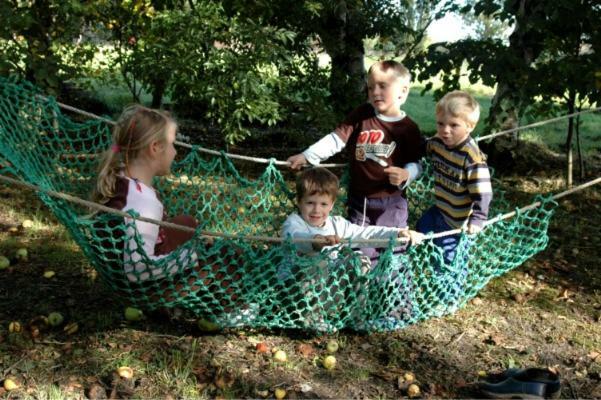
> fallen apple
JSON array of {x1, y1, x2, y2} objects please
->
[
  {"x1": 15, "y1": 248, "x2": 28, "y2": 262},
  {"x1": 273, "y1": 350, "x2": 287, "y2": 363},
  {"x1": 0, "y1": 255, "x2": 10, "y2": 270},
  {"x1": 117, "y1": 366, "x2": 134, "y2": 379},
  {"x1": 22, "y1": 219, "x2": 34, "y2": 229},
  {"x1": 403, "y1": 372, "x2": 415, "y2": 383},
  {"x1": 322, "y1": 355, "x2": 336, "y2": 370},
  {"x1": 326, "y1": 339, "x2": 339, "y2": 354},
  {"x1": 274, "y1": 387, "x2": 286, "y2": 399},
  {"x1": 124, "y1": 307, "x2": 143, "y2": 321},
  {"x1": 3, "y1": 377, "x2": 19, "y2": 391},
  {"x1": 197, "y1": 318, "x2": 220, "y2": 332},
  {"x1": 43, "y1": 270, "x2": 56, "y2": 279},
  {"x1": 407, "y1": 383, "x2": 421, "y2": 398},
  {"x1": 256, "y1": 342, "x2": 269, "y2": 353},
  {"x1": 8, "y1": 321, "x2": 22, "y2": 333},
  {"x1": 47, "y1": 312, "x2": 64, "y2": 327}
]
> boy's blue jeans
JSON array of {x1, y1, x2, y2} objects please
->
[
  {"x1": 416, "y1": 206, "x2": 462, "y2": 265},
  {"x1": 416, "y1": 206, "x2": 471, "y2": 308}
]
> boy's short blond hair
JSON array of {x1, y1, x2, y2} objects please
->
[
  {"x1": 436, "y1": 90, "x2": 480, "y2": 127},
  {"x1": 368, "y1": 60, "x2": 411, "y2": 85},
  {"x1": 296, "y1": 167, "x2": 339, "y2": 202}
]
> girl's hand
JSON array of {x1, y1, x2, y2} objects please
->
[
  {"x1": 287, "y1": 153, "x2": 308, "y2": 170},
  {"x1": 383, "y1": 166, "x2": 409, "y2": 186},
  {"x1": 398, "y1": 229, "x2": 424, "y2": 246},
  {"x1": 312, "y1": 234, "x2": 340, "y2": 250}
]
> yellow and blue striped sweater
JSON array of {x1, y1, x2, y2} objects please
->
[{"x1": 427, "y1": 136, "x2": 492, "y2": 229}]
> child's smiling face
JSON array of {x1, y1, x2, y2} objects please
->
[{"x1": 298, "y1": 192, "x2": 335, "y2": 227}]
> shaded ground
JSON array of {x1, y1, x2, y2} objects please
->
[{"x1": 0, "y1": 143, "x2": 600, "y2": 399}]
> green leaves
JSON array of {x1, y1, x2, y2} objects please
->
[{"x1": 1, "y1": 0, "x2": 97, "y2": 93}]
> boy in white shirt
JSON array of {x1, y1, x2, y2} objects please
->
[
  {"x1": 282, "y1": 167, "x2": 422, "y2": 257},
  {"x1": 280, "y1": 167, "x2": 422, "y2": 331}
]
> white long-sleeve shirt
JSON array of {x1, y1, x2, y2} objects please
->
[
  {"x1": 108, "y1": 176, "x2": 196, "y2": 282},
  {"x1": 281, "y1": 213, "x2": 402, "y2": 256}
]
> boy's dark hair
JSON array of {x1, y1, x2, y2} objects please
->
[
  {"x1": 368, "y1": 60, "x2": 411, "y2": 83},
  {"x1": 296, "y1": 167, "x2": 339, "y2": 202}
]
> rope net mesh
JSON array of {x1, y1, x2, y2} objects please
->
[{"x1": 0, "y1": 77, "x2": 556, "y2": 332}]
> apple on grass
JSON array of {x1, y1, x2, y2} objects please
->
[
  {"x1": 326, "y1": 339, "x2": 339, "y2": 354},
  {"x1": 274, "y1": 388, "x2": 286, "y2": 399},
  {"x1": 43, "y1": 270, "x2": 56, "y2": 279},
  {"x1": 0, "y1": 255, "x2": 10, "y2": 270},
  {"x1": 256, "y1": 342, "x2": 269, "y2": 353},
  {"x1": 47, "y1": 312, "x2": 64, "y2": 327},
  {"x1": 322, "y1": 355, "x2": 336, "y2": 370},
  {"x1": 273, "y1": 350, "x2": 287, "y2": 363},
  {"x1": 117, "y1": 366, "x2": 134, "y2": 379},
  {"x1": 197, "y1": 318, "x2": 220, "y2": 332},
  {"x1": 407, "y1": 383, "x2": 421, "y2": 398},
  {"x1": 8, "y1": 321, "x2": 22, "y2": 333},
  {"x1": 15, "y1": 248, "x2": 28, "y2": 262},
  {"x1": 3, "y1": 376, "x2": 19, "y2": 391},
  {"x1": 124, "y1": 307, "x2": 144, "y2": 321}
]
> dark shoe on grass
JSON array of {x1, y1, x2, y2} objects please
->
[{"x1": 479, "y1": 368, "x2": 560, "y2": 399}]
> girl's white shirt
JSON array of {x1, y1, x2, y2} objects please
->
[{"x1": 120, "y1": 177, "x2": 196, "y2": 281}]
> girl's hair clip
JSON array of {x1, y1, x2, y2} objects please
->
[{"x1": 111, "y1": 144, "x2": 121, "y2": 153}]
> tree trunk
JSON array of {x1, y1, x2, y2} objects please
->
[
  {"x1": 565, "y1": 91, "x2": 576, "y2": 188},
  {"x1": 576, "y1": 113, "x2": 585, "y2": 181},
  {"x1": 485, "y1": 0, "x2": 545, "y2": 168},
  {"x1": 318, "y1": 2, "x2": 366, "y2": 117},
  {"x1": 151, "y1": 79, "x2": 166, "y2": 109}
]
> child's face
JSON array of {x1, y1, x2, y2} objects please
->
[
  {"x1": 436, "y1": 112, "x2": 474, "y2": 148},
  {"x1": 367, "y1": 66, "x2": 409, "y2": 117},
  {"x1": 298, "y1": 192, "x2": 335, "y2": 228},
  {"x1": 154, "y1": 123, "x2": 178, "y2": 176}
]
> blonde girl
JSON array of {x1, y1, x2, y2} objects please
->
[
  {"x1": 94, "y1": 104, "x2": 198, "y2": 282},
  {"x1": 94, "y1": 105, "x2": 249, "y2": 324}
]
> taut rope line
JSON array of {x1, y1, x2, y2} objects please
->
[
  {"x1": 47, "y1": 96, "x2": 601, "y2": 168},
  {"x1": 47, "y1": 97, "x2": 342, "y2": 168},
  {"x1": 477, "y1": 106, "x2": 601, "y2": 142},
  {"x1": 1, "y1": 173, "x2": 600, "y2": 245}
]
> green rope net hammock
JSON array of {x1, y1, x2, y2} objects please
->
[{"x1": 0, "y1": 77, "x2": 556, "y2": 332}]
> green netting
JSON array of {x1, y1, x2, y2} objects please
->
[{"x1": 0, "y1": 77, "x2": 556, "y2": 332}]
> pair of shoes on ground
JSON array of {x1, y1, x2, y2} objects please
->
[{"x1": 479, "y1": 367, "x2": 561, "y2": 399}]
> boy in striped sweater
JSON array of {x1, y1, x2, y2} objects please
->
[{"x1": 417, "y1": 90, "x2": 492, "y2": 265}]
